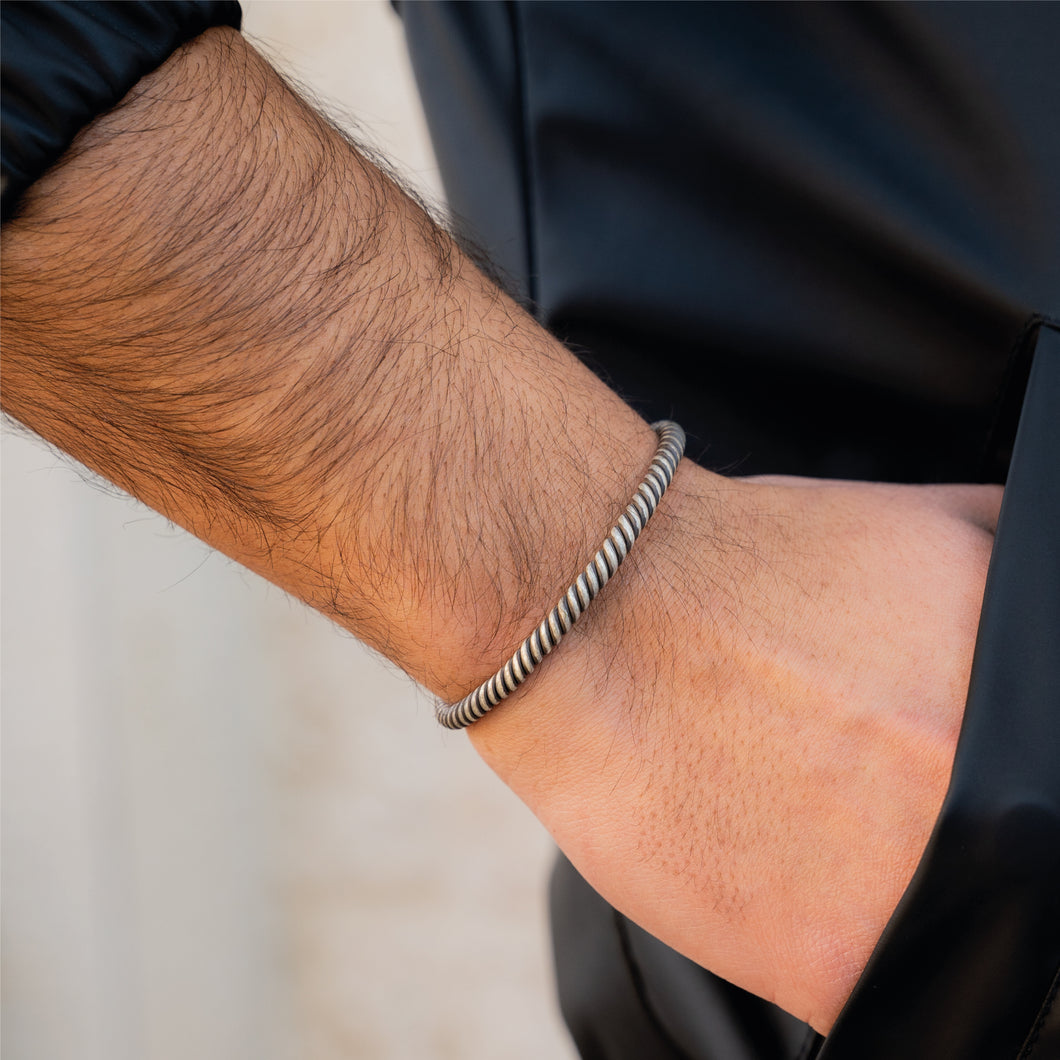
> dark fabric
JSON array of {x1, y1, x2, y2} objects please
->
[
  {"x1": 550, "y1": 856, "x2": 697, "y2": 1060},
  {"x1": 398, "y1": 3, "x2": 1060, "y2": 1058},
  {"x1": 401, "y1": 1, "x2": 1060, "y2": 484},
  {"x1": 551, "y1": 854, "x2": 822, "y2": 1060},
  {"x1": 1, "y1": 0, "x2": 241, "y2": 222}
]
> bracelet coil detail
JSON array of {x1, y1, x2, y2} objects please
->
[{"x1": 436, "y1": 420, "x2": 686, "y2": 730}]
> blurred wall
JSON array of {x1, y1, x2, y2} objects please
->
[{"x1": 1, "y1": 3, "x2": 575, "y2": 1058}]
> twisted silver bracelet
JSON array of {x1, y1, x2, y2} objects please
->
[{"x1": 436, "y1": 420, "x2": 686, "y2": 730}]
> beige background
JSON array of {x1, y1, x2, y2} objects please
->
[{"x1": 2, "y1": 3, "x2": 576, "y2": 1058}]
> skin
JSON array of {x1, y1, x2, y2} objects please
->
[{"x1": 0, "y1": 28, "x2": 1001, "y2": 1032}]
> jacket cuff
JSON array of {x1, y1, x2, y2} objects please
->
[{"x1": 1, "y1": 0, "x2": 242, "y2": 222}]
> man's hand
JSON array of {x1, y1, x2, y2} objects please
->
[
  {"x1": 1, "y1": 26, "x2": 1000, "y2": 1034},
  {"x1": 469, "y1": 471, "x2": 1000, "y2": 1032}
]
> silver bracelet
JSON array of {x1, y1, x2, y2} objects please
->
[{"x1": 436, "y1": 420, "x2": 686, "y2": 730}]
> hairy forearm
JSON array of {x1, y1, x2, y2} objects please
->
[
  {"x1": 1, "y1": 27, "x2": 668, "y2": 700},
  {"x1": 1, "y1": 24, "x2": 1003, "y2": 1033}
]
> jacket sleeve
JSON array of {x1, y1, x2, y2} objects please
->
[{"x1": 1, "y1": 0, "x2": 242, "y2": 222}]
